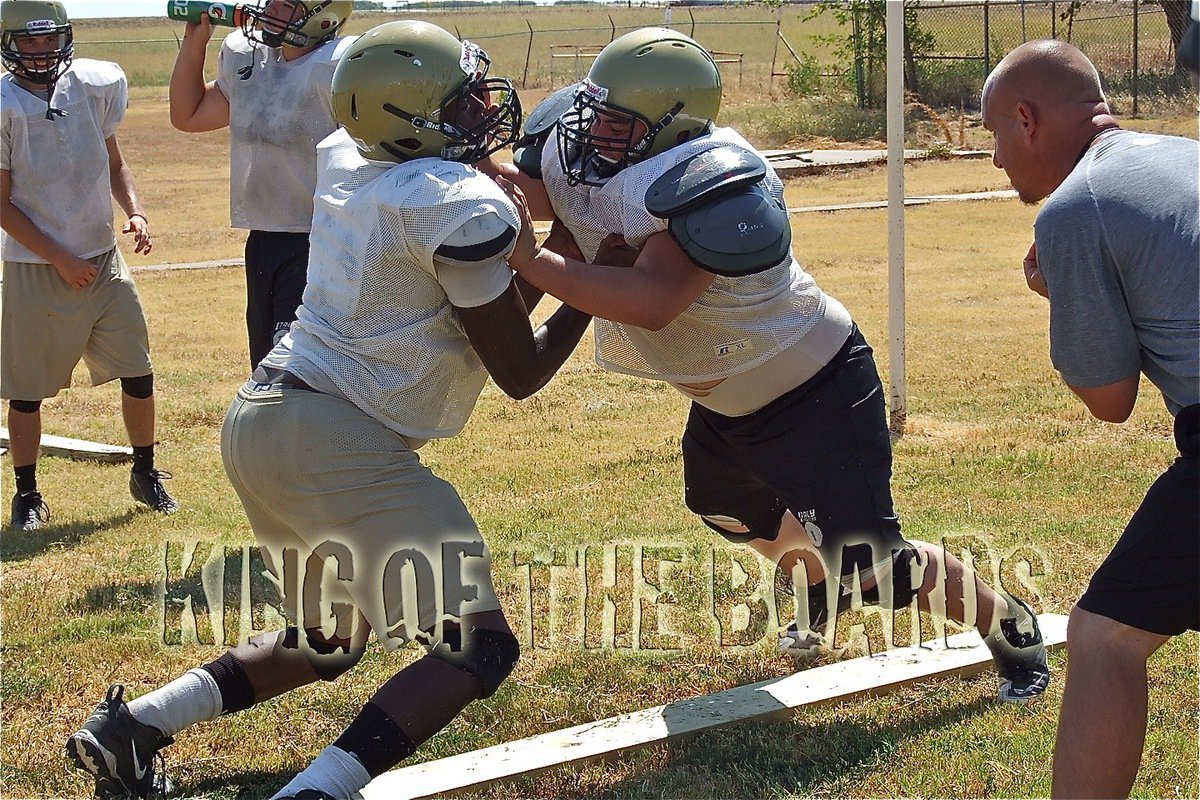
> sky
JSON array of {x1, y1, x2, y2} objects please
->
[{"x1": 62, "y1": 0, "x2": 168, "y2": 18}]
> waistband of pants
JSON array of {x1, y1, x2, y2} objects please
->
[{"x1": 244, "y1": 366, "x2": 318, "y2": 395}]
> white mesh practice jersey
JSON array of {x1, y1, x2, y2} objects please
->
[
  {"x1": 542, "y1": 127, "x2": 833, "y2": 383},
  {"x1": 0, "y1": 60, "x2": 126, "y2": 262},
  {"x1": 261, "y1": 129, "x2": 520, "y2": 440},
  {"x1": 216, "y1": 31, "x2": 356, "y2": 232}
]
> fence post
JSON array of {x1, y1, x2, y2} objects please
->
[
  {"x1": 853, "y1": 6, "x2": 865, "y2": 108},
  {"x1": 1020, "y1": 0, "x2": 1026, "y2": 41},
  {"x1": 769, "y1": 5, "x2": 781, "y2": 92},
  {"x1": 1132, "y1": 0, "x2": 1139, "y2": 116},
  {"x1": 983, "y1": 0, "x2": 991, "y2": 75},
  {"x1": 1052, "y1": 1, "x2": 1057, "y2": 39},
  {"x1": 522, "y1": 19, "x2": 533, "y2": 89}
]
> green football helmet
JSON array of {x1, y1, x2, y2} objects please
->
[
  {"x1": 241, "y1": 0, "x2": 352, "y2": 49},
  {"x1": 331, "y1": 20, "x2": 521, "y2": 164},
  {"x1": 557, "y1": 27, "x2": 721, "y2": 186},
  {"x1": 0, "y1": 0, "x2": 72, "y2": 87}
]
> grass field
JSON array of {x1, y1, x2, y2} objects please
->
[{"x1": 2, "y1": 4, "x2": 1198, "y2": 797}]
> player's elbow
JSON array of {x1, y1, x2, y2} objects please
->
[
  {"x1": 637, "y1": 305, "x2": 678, "y2": 332},
  {"x1": 169, "y1": 113, "x2": 200, "y2": 133},
  {"x1": 1088, "y1": 402, "x2": 1134, "y2": 424},
  {"x1": 1070, "y1": 377, "x2": 1139, "y2": 424},
  {"x1": 493, "y1": 374, "x2": 544, "y2": 401},
  {"x1": 487, "y1": 363, "x2": 549, "y2": 401}
]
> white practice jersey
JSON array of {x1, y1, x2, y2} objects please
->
[
  {"x1": 542, "y1": 127, "x2": 839, "y2": 385},
  {"x1": 260, "y1": 129, "x2": 519, "y2": 440},
  {"x1": 216, "y1": 31, "x2": 356, "y2": 232},
  {"x1": 0, "y1": 59, "x2": 126, "y2": 262}
]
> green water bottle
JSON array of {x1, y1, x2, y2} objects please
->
[{"x1": 166, "y1": 0, "x2": 246, "y2": 27}]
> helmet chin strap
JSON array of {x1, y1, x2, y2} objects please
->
[
  {"x1": 43, "y1": 84, "x2": 66, "y2": 120},
  {"x1": 33, "y1": 70, "x2": 67, "y2": 120}
]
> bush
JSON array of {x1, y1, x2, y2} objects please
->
[
  {"x1": 727, "y1": 95, "x2": 886, "y2": 146},
  {"x1": 785, "y1": 53, "x2": 824, "y2": 97},
  {"x1": 914, "y1": 58, "x2": 986, "y2": 110}
]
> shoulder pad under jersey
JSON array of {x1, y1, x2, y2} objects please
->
[
  {"x1": 512, "y1": 83, "x2": 578, "y2": 179},
  {"x1": 645, "y1": 144, "x2": 791, "y2": 277},
  {"x1": 434, "y1": 212, "x2": 518, "y2": 268}
]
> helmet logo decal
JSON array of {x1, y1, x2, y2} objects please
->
[
  {"x1": 24, "y1": 19, "x2": 56, "y2": 34},
  {"x1": 459, "y1": 41, "x2": 485, "y2": 78},
  {"x1": 579, "y1": 79, "x2": 608, "y2": 104}
]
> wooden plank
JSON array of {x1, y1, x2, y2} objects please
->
[
  {"x1": 358, "y1": 614, "x2": 1067, "y2": 800},
  {"x1": 132, "y1": 258, "x2": 243, "y2": 273},
  {"x1": 788, "y1": 189, "x2": 1018, "y2": 215},
  {"x1": 0, "y1": 427, "x2": 132, "y2": 463}
]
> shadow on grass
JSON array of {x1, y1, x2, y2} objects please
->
[
  {"x1": 155, "y1": 767, "x2": 299, "y2": 800},
  {"x1": 65, "y1": 575, "x2": 160, "y2": 615},
  {"x1": 593, "y1": 693, "x2": 997, "y2": 799},
  {"x1": 0, "y1": 508, "x2": 140, "y2": 562}
]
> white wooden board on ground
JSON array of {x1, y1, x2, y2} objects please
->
[
  {"x1": 132, "y1": 258, "x2": 244, "y2": 273},
  {"x1": 789, "y1": 189, "x2": 1018, "y2": 214},
  {"x1": 0, "y1": 427, "x2": 132, "y2": 463},
  {"x1": 358, "y1": 613, "x2": 1067, "y2": 800}
]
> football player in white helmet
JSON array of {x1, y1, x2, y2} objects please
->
[
  {"x1": 169, "y1": 0, "x2": 356, "y2": 369},
  {"x1": 66, "y1": 21, "x2": 590, "y2": 800},
  {"x1": 1, "y1": 0, "x2": 178, "y2": 531},
  {"x1": 492, "y1": 27, "x2": 1050, "y2": 702}
]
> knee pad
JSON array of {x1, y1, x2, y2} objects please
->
[
  {"x1": 289, "y1": 626, "x2": 365, "y2": 682},
  {"x1": 9, "y1": 399, "x2": 42, "y2": 413},
  {"x1": 429, "y1": 626, "x2": 520, "y2": 699},
  {"x1": 120, "y1": 374, "x2": 154, "y2": 399},
  {"x1": 883, "y1": 547, "x2": 919, "y2": 610},
  {"x1": 698, "y1": 512, "x2": 783, "y2": 544}
]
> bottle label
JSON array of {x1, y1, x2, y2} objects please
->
[{"x1": 167, "y1": 1, "x2": 241, "y2": 27}]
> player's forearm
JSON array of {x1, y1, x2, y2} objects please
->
[
  {"x1": 109, "y1": 161, "x2": 145, "y2": 221},
  {"x1": 514, "y1": 249, "x2": 673, "y2": 330},
  {"x1": 523, "y1": 303, "x2": 593, "y2": 395},
  {"x1": 0, "y1": 200, "x2": 76, "y2": 267}
]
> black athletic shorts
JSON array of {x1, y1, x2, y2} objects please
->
[
  {"x1": 682, "y1": 326, "x2": 913, "y2": 585},
  {"x1": 244, "y1": 230, "x2": 311, "y2": 369},
  {"x1": 1077, "y1": 403, "x2": 1200, "y2": 636}
]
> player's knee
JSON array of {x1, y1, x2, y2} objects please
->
[
  {"x1": 297, "y1": 626, "x2": 365, "y2": 682},
  {"x1": 1066, "y1": 605, "x2": 1156, "y2": 662},
  {"x1": 429, "y1": 626, "x2": 520, "y2": 698},
  {"x1": 9, "y1": 399, "x2": 42, "y2": 414},
  {"x1": 120, "y1": 374, "x2": 154, "y2": 399}
]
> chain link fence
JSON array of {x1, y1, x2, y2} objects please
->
[
  {"x1": 794, "y1": 0, "x2": 1194, "y2": 114},
  {"x1": 71, "y1": 1, "x2": 1195, "y2": 116}
]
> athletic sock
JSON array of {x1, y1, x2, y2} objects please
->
[
  {"x1": 269, "y1": 745, "x2": 372, "y2": 800},
  {"x1": 14, "y1": 464, "x2": 37, "y2": 495},
  {"x1": 126, "y1": 668, "x2": 223, "y2": 737},
  {"x1": 131, "y1": 444, "x2": 155, "y2": 474}
]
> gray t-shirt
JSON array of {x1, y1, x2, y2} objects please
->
[{"x1": 1036, "y1": 129, "x2": 1200, "y2": 416}]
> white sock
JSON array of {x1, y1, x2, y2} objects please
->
[
  {"x1": 270, "y1": 746, "x2": 372, "y2": 800},
  {"x1": 127, "y1": 668, "x2": 223, "y2": 737}
]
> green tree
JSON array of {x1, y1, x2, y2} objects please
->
[{"x1": 804, "y1": 0, "x2": 935, "y2": 108}]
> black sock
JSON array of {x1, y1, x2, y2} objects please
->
[
  {"x1": 199, "y1": 652, "x2": 256, "y2": 714},
  {"x1": 14, "y1": 464, "x2": 37, "y2": 495},
  {"x1": 332, "y1": 702, "x2": 418, "y2": 777},
  {"x1": 132, "y1": 445, "x2": 155, "y2": 474}
]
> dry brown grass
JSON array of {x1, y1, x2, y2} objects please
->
[{"x1": 0, "y1": 83, "x2": 1196, "y2": 800}]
